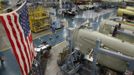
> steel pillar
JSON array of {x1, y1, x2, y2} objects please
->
[{"x1": 67, "y1": 28, "x2": 75, "y2": 52}]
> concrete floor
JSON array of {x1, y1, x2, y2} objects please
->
[
  {"x1": 0, "y1": 8, "x2": 116, "y2": 75},
  {"x1": 45, "y1": 41, "x2": 67, "y2": 75}
]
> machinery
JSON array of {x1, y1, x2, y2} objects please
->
[
  {"x1": 77, "y1": 2, "x2": 95, "y2": 10},
  {"x1": 58, "y1": 1, "x2": 78, "y2": 17},
  {"x1": 34, "y1": 41, "x2": 51, "y2": 59},
  {"x1": 99, "y1": 18, "x2": 134, "y2": 32},
  {"x1": 73, "y1": 0, "x2": 91, "y2": 5},
  {"x1": 58, "y1": 26, "x2": 134, "y2": 75},
  {"x1": 126, "y1": 6, "x2": 134, "y2": 11},
  {"x1": 57, "y1": 49, "x2": 83, "y2": 75},
  {"x1": 29, "y1": 41, "x2": 51, "y2": 75},
  {"x1": 71, "y1": 27, "x2": 134, "y2": 73},
  {"x1": 117, "y1": 8, "x2": 134, "y2": 26},
  {"x1": 99, "y1": 19, "x2": 134, "y2": 43},
  {"x1": 117, "y1": 8, "x2": 134, "y2": 16}
]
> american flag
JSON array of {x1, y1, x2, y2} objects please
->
[{"x1": 0, "y1": 1, "x2": 35, "y2": 75}]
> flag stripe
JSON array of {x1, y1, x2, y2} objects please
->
[
  {"x1": 29, "y1": 35, "x2": 35, "y2": 61},
  {"x1": 27, "y1": 34, "x2": 34, "y2": 60},
  {"x1": 26, "y1": 38, "x2": 33, "y2": 63},
  {"x1": 14, "y1": 12, "x2": 35, "y2": 69},
  {"x1": 13, "y1": 12, "x2": 32, "y2": 70},
  {"x1": 0, "y1": 15, "x2": 26, "y2": 75},
  {"x1": 11, "y1": 13, "x2": 31, "y2": 72},
  {"x1": 7, "y1": 15, "x2": 28, "y2": 75},
  {"x1": 28, "y1": 36, "x2": 35, "y2": 66},
  {"x1": 13, "y1": 13, "x2": 31, "y2": 70}
]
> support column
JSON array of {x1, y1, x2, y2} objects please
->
[
  {"x1": 59, "y1": 0, "x2": 62, "y2": 9},
  {"x1": 67, "y1": 28, "x2": 75, "y2": 52},
  {"x1": 92, "y1": 39, "x2": 101, "y2": 75}
]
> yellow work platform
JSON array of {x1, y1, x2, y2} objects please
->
[{"x1": 29, "y1": 5, "x2": 51, "y2": 32}]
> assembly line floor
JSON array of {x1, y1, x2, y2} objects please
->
[
  {"x1": 0, "y1": 8, "x2": 116, "y2": 75},
  {"x1": 45, "y1": 41, "x2": 67, "y2": 75}
]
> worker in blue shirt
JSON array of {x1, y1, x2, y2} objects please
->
[
  {"x1": 51, "y1": 22, "x2": 56, "y2": 34},
  {"x1": 49, "y1": 21, "x2": 59, "y2": 42}
]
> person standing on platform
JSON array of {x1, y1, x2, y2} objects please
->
[
  {"x1": 49, "y1": 18, "x2": 59, "y2": 42},
  {"x1": 51, "y1": 22, "x2": 56, "y2": 34}
]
